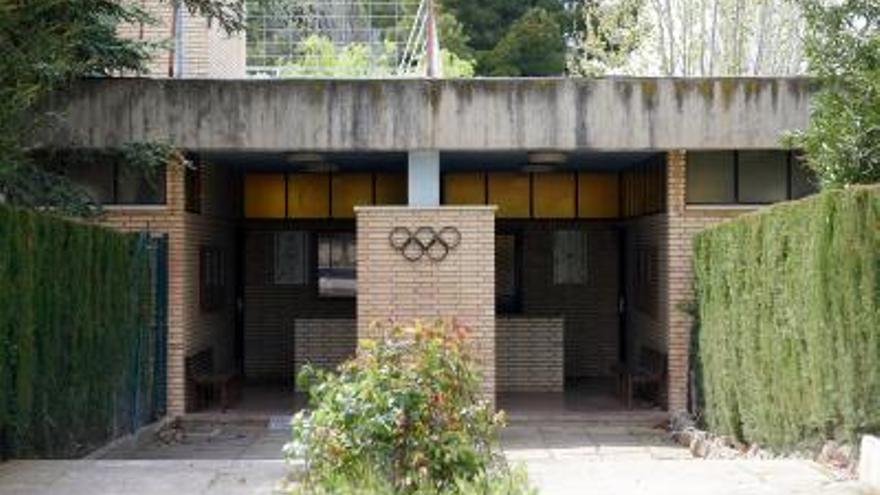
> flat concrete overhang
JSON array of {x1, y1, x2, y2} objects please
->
[{"x1": 39, "y1": 77, "x2": 814, "y2": 152}]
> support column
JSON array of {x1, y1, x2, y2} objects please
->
[
  {"x1": 408, "y1": 150, "x2": 440, "y2": 206},
  {"x1": 355, "y1": 206, "x2": 497, "y2": 404}
]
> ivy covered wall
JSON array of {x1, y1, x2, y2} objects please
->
[
  {"x1": 0, "y1": 205, "x2": 163, "y2": 458},
  {"x1": 693, "y1": 186, "x2": 879, "y2": 449}
]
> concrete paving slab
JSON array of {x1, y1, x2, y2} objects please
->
[{"x1": 0, "y1": 460, "x2": 289, "y2": 495}]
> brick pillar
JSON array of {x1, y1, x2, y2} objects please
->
[
  {"x1": 665, "y1": 150, "x2": 691, "y2": 413},
  {"x1": 356, "y1": 206, "x2": 497, "y2": 402}
]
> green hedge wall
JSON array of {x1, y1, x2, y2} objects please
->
[
  {"x1": 0, "y1": 205, "x2": 157, "y2": 458},
  {"x1": 693, "y1": 186, "x2": 880, "y2": 449}
]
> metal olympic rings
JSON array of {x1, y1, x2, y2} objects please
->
[{"x1": 388, "y1": 226, "x2": 462, "y2": 262}]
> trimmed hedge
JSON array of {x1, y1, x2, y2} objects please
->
[
  {"x1": 693, "y1": 186, "x2": 880, "y2": 450},
  {"x1": 0, "y1": 205, "x2": 157, "y2": 458}
]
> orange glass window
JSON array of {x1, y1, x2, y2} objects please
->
[
  {"x1": 331, "y1": 173, "x2": 373, "y2": 218},
  {"x1": 375, "y1": 173, "x2": 407, "y2": 205},
  {"x1": 244, "y1": 174, "x2": 285, "y2": 219},
  {"x1": 443, "y1": 172, "x2": 486, "y2": 205},
  {"x1": 533, "y1": 172, "x2": 576, "y2": 218},
  {"x1": 578, "y1": 172, "x2": 620, "y2": 219},
  {"x1": 288, "y1": 173, "x2": 330, "y2": 218},
  {"x1": 488, "y1": 172, "x2": 530, "y2": 218}
]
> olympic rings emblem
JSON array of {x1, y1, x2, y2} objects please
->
[{"x1": 388, "y1": 226, "x2": 462, "y2": 262}]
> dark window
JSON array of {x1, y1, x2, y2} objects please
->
[
  {"x1": 200, "y1": 246, "x2": 226, "y2": 312},
  {"x1": 185, "y1": 158, "x2": 202, "y2": 213},
  {"x1": 553, "y1": 230, "x2": 589, "y2": 285},
  {"x1": 496, "y1": 234, "x2": 520, "y2": 313},
  {"x1": 686, "y1": 152, "x2": 736, "y2": 204},
  {"x1": 687, "y1": 151, "x2": 817, "y2": 205},
  {"x1": 738, "y1": 151, "x2": 787, "y2": 203},
  {"x1": 62, "y1": 160, "x2": 166, "y2": 205},
  {"x1": 317, "y1": 233, "x2": 356, "y2": 298},
  {"x1": 275, "y1": 231, "x2": 308, "y2": 285}
]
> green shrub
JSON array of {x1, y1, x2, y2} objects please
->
[
  {"x1": 286, "y1": 320, "x2": 521, "y2": 494},
  {"x1": 0, "y1": 205, "x2": 157, "y2": 458},
  {"x1": 693, "y1": 185, "x2": 880, "y2": 450}
]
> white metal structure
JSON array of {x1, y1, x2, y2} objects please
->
[{"x1": 246, "y1": 0, "x2": 439, "y2": 78}]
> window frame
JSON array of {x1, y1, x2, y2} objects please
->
[
  {"x1": 314, "y1": 230, "x2": 357, "y2": 299},
  {"x1": 199, "y1": 245, "x2": 226, "y2": 313},
  {"x1": 686, "y1": 150, "x2": 813, "y2": 206},
  {"x1": 495, "y1": 229, "x2": 523, "y2": 315}
]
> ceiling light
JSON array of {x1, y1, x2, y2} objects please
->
[
  {"x1": 286, "y1": 152, "x2": 324, "y2": 163},
  {"x1": 527, "y1": 151, "x2": 567, "y2": 165}
]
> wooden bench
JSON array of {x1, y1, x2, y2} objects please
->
[
  {"x1": 612, "y1": 346, "x2": 667, "y2": 409},
  {"x1": 185, "y1": 349, "x2": 241, "y2": 412}
]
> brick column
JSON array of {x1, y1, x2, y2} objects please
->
[
  {"x1": 665, "y1": 150, "x2": 752, "y2": 413},
  {"x1": 356, "y1": 206, "x2": 497, "y2": 402},
  {"x1": 666, "y1": 150, "x2": 691, "y2": 413}
]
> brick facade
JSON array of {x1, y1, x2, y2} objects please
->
[
  {"x1": 95, "y1": 156, "x2": 237, "y2": 415},
  {"x1": 356, "y1": 206, "x2": 497, "y2": 401},
  {"x1": 665, "y1": 150, "x2": 755, "y2": 412},
  {"x1": 496, "y1": 318, "x2": 563, "y2": 392},
  {"x1": 118, "y1": 0, "x2": 246, "y2": 78}
]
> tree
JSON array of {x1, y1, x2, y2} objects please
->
[
  {"x1": 481, "y1": 8, "x2": 566, "y2": 77},
  {"x1": 568, "y1": 0, "x2": 646, "y2": 76},
  {"x1": 0, "y1": 0, "x2": 245, "y2": 213},
  {"x1": 568, "y1": 0, "x2": 807, "y2": 76},
  {"x1": 790, "y1": 0, "x2": 880, "y2": 187},
  {"x1": 441, "y1": 0, "x2": 571, "y2": 76}
]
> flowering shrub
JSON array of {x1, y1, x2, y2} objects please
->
[{"x1": 286, "y1": 320, "x2": 524, "y2": 494}]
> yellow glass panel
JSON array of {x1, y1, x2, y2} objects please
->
[
  {"x1": 375, "y1": 173, "x2": 407, "y2": 205},
  {"x1": 488, "y1": 172, "x2": 530, "y2": 218},
  {"x1": 288, "y1": 173, "x2": 330, "y2": 218},
  {"x1": 331, "y1": 173, "x2": 373, "y2": 218},
  {"x1": 578, "y1": 172, "x2": 620, "y2": 219},
  {"x1": 244, "y1": 174, "x2": 285, "y2": 219},
  {"x1": 443, "y1": 172, "x2": 486, "y2": 205},
  {"x1": 533, "y1": 173, "x2": 576, "y2": 218}
]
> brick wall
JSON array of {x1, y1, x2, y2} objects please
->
[
  {"x1": 665, "y1": 150, "x2": 755, "y2": 412},
  {"x1": 95, "y1": 157, "x2": 239, "y2": 415},
  {"x1": 624, "y1": 213, "x2": 669, "y2": 360},
  {"x1": 242, "y1": 222, "x2": 356, "y2": 383},
  {"x1": 496, "y1": 318, "x2": 563, "y2": 392},
  {"x1": 96, "y1": 157, "x2": 187, "y2": 415},
  {"x1": 356, "y1": 206, "x2": 497, "y2": 401},
  {"x1": 509, "y1": 222, "x2": 620, "y2": 378},
  {"x1": 117, "y1": 0, "x2": 245, "y2": 78},
  {"x1": 294, "y1": 319, "x2": 357, "y2": 378}
]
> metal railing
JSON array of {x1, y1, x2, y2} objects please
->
[{"x1": 246, "y1": 0, "x2": 430, "y2": 78}]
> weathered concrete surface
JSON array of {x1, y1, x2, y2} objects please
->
[{"x1": 41, "y1": 77, "x2": 812, "y2": 152}]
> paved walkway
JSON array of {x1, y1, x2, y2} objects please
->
[
  {"x1": 501, "y1": 423, "x2": 872, "y2": 495},
  {"x1": 0, "y1": 418, "x2": 874, "y2": 495}
]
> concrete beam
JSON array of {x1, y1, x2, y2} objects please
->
[{"x1": 40, "y1": 77, "x2": 814, "y2": 151}]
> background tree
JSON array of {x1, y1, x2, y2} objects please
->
[
  {"x1": 568, "y1": 0, "x2": 807, "y2": 76},
  {"x1": 568, "y1": 0, "x2": 646, "y2": 76},
  {"x1": 790, "y1": 0, "x2": 880, "y2": 187},
  {"x1": 0, "y1": 0, "x2": 245, "y2": 213},
  {"x1": 441, "y1": 0, "x2": 572, "y2": 76}
]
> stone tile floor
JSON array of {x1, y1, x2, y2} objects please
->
[{"x1": 0, "y1": 418, "x2": 875, "y2": 495}]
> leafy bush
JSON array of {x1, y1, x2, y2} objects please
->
[
  {"x1": 693, "y1": 186, "x2": 880, "y2": 449},
  {"x1": 286, "y1": 320, "x2": 525, "y2": 494}
]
